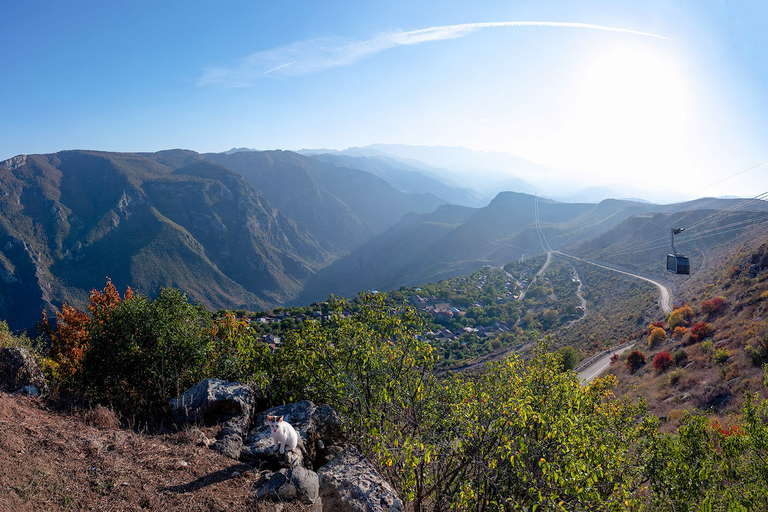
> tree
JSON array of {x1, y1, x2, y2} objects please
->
[
  {"x1": 82, "y1": 287, "x2": 214, "y2": 416},
  {"x1": 558, "y1": 345, "x2": 579, "y2": 371},
  {"x1": 39, "y1": 278, "x2": 132, "y2": 393}
]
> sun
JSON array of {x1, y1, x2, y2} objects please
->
[{"x1": 559, "y1": 43, "x2": 694, "y2": 181}]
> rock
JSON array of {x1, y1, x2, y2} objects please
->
[
  {"x1": 254, "y1": 466, "x2": 320, "y2": 505},
  {"x1": 0, "y1": 347, "x2": 47, "y2": 394},
  {"x1": 211, "y1": 413, "x2": 250, "y2": 460},
  {"x1": 170, "y1": 378, "x2": 254, "y2": 424},
  {"x1": 317, "y1": 446, "x2": 403, "y2": 512},
  {"x1": 242, "y1": 400, "x2": 344, "y2": 467},
  {"x1": 211, "y1": 431, "x2": 244, "y2": 460},
  {"x1": 18, "y1": 385, "x2": 39, "y2": 396}
]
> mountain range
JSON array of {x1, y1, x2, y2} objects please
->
[{"x1": 2, "y1": 146, "x2": 767, "y2": 331}]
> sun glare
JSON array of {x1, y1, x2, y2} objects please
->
[{"x1": 559, "y1": 44, "x2": 693, "y2": 181}]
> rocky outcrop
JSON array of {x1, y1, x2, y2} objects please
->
[
  {"x1": 242, "y1": 400, "x2": 344, "y2": 467},
  {"x1": 253, "y1": 466, "x2": 321, "y2": 507},
  {"x1": 170, "y1": 379, "x2": 256, "y2": 460},
  {"x1": 173, "y1": 380, "x2": 402, "y2": 511},
  {"x1": 318, "y1": 446, "x2": 404, "y2": 512},
  {"x1": 170, "y1": 378, "x2": 254, "y2": 424},
  {"x1": 0, "y1": 347, "x2": 47, "y2": 395}
]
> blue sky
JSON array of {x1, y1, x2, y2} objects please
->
[{"x1": 2, "y1": 0, "x2": 767, "y2": 201}]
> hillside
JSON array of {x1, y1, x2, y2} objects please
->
[
  {"x1": 597, "y1": 223, "x2": 768, "y2": 427},
  {"x1": 0, "y1": 151, "x2": 339, "y2": 329},
  {"x1": 298, "y1": 193, "x2": 768, "y2": 305},
  {"x1": 0, "y1": 392, "x2": 257, "y2": 511}
]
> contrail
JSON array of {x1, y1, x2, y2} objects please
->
[{"x1": 198, "y1": 21, "x2": 668, "y2": 87}]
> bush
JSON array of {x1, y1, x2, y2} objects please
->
[
  {"x1": 672, "y1": 349, "x2": 688, "y2": 367},
  {"x1": 668, "y1": 305, "x2": 694, "y2": 330},
  {"x1": 666, "y1": 369, "x2": 685, "y2": 386},
  {"x1": 81, "y1": 288, "x2": 216, "y2": 417},
  {"x1": 648, "y1": 327, "x2": 667, "y2": 348},
  {"x1": 626, "y1": 351, "x2": 646, "y2": 372},
  {"x1": 713, "y1": 347, "x2": 731, "y2": 365},
  {"x1": 653, "y1": 351, "x2": 673, "y2": 372},
  {"x1": 673, "y1": 326, "x2": 689, "y2": 339},
  {"x1": 690, "y1": 322, "x2": 715, "y2": 343},
  {"x1": 701, "y1": 298, "x2": 726, "y2": 316}
]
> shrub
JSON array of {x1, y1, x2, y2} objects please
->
[
  {"x1": 610, "y1": 353, "x2": 619, "y2": 364},
  {"x1": 648, "y1": 327, "x2": 667, "y2": 348},
  {"x1": 653, "y1": 351, "x2": 673, "y2": 372},
  {"x1": 666, "y1": 369, "x2": 685, "y2": 386},
  {"x1": 713, "y1": 347, "x2": 731, "y2": 365},
  {"x1": 650, "y1": 321, "x2": 666, "y2": 331},
  {"x1": 690, "y1": 322, "x2": 715, "y2": 343},
  {"x1": 81, "y1": 288, "x2": 216, "y2": 417},
  {"x1": 626, "y1": 351, "x2": 646, "y2": 372},
  {"x1": 672, "y1": 349, "x2": 688, "y2": 366},
  {"x1": 668, "y1": 305, "x2": 694, "y2": 330},
  {"x1": 673, "y1": 326, "x2": 689, "y2": 339},
  {"x1": 701, "y1": 297, "x2": 725, "y2": 316},
  {"x1": 700, "y1": 340, "x2": 714, "y2": 353}
]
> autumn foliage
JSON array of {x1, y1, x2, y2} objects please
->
[
  {"x1": 39, "y1": 279, "x2": 132, "y2": 390},
  {"x1": 690, "y1": 322, "x2": 715, "y2": 343},
  {"x1": 652, "y1": 351, "x2": 673, "y2": 372},
  {"x1": 648, "y1": 326, "x2": 667, "y2": 348},
  {"x1": 668, "y1": 305, "x2": 694, "y2": 330},
  {"x1": 700, "y1": 297, "x2": 726, "y2": 316},
  {"x1": 673, "y1": 326, "x2": 689, "y2": 339}
]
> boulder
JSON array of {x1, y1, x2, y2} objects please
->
[
  {"x1": 242, "y1": 400, "x2": 344, "y2": 467},
  {"x1": 317, "y1": 446, "x2": 403, "y2": 512},
  {"x1": 170, "y1": 378, "x2": 254, "y2": 424},
  {"x1": 211, "y1": 413, "x2": 250, "y2": 460},
  {"x1": 253, "y1": 466, "x2": 320, "y2": 506},
  {"x1": 0, "y1": 347, "x2": 47, "y2": 394}
]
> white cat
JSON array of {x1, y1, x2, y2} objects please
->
[{"x1": 265, "y1": 414, "x2": 307, "y2": 455}]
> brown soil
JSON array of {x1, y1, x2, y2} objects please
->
[{"x1": 0, "y1": 391, "x2": 265, "y2": 511}]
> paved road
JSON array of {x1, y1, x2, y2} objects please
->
[
  {"x1": 553, "y1": 251, "x2": 673, "y2": 314},
  {"x1": 578, "y1": 343, "x2": 635, "y2": 382}
]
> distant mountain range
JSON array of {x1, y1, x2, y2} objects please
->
[{"x1": 1, "y1": 145, "x2": 767, "y2": 331}]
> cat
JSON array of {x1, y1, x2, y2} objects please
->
[{"x1": 265, "y1": 414, "x2": 307, "y2": 456}]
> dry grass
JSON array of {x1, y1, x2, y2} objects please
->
[{"x1": 0, "y1": 391, "x2": 269, "y2": 511}]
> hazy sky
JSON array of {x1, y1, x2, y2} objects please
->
[{"x1": 2, "y1": 0, "x2": 767, "y2": 201}]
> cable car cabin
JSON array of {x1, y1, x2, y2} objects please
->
[{"x1": 666, "y1": 254, "x2": 690, "y2": 275}]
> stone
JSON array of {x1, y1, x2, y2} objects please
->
[
  {"x1": 242, "y1": 400, "x2": 344, "y2": 467},
  {"x1": 211, "y1": 413, "x2": 251, "y2": 460},
  {"x1": 0, "y1": 347, "x2": 47, "y2": 394},
  {"x1": 170, "y1": 378, "x2": 254, "y2": 424},
  {"x1": 317, "y1": 446, "x2": 403, "y2": 512},
  {"x1": 211, "y1": 432, "x2": 244, "y2": 460},
  {"x1": 18, "y1": 385, "x2": 39, "y2": 396},
  {"x1": 254, "y1": 466, "x2": 320, "y2": 504}
]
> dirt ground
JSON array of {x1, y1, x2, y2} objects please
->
[{"x1": 0, "y1": 391, "x2": 266, "y2": 511}]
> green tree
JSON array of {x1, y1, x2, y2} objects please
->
[{"x1": 558, "y1": 345, "x2": 579, "y2": 371}]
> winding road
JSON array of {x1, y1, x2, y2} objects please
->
[{"x1": 553, "y1": 251, "x2": 673, "y2": 314}]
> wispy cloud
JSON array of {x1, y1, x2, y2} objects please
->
[{"x1": 197, "y1": 21, "x2": 668, "y2": 88}]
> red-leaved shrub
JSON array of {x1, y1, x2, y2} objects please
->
[
  {"x1": 690, "y1": 322, "x2": 715, "y2": 343},
  {"x1": 652, "y1": 351, "x2": 673, "y2": 372}
]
